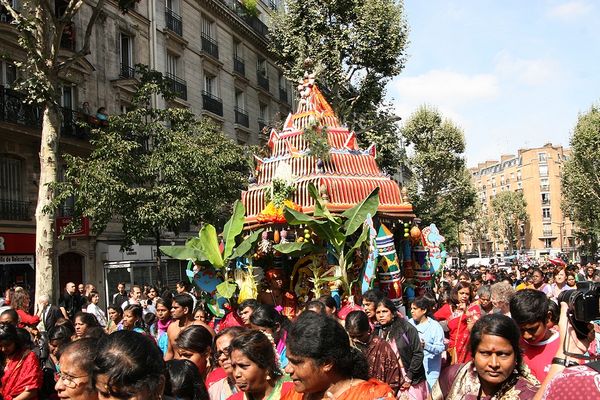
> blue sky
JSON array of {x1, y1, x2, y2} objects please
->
[{"x1": 387, "y1": 0, "x2": 600, "y2": 166}]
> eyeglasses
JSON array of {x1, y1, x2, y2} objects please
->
[
  {"x1": 57, "y1": 371, "x2": 88, "y2": 388},
  {"x1": 216, "y1": 348, "x2": 230, "y2": 358}
]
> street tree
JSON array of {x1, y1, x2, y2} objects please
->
[
  {"x1": 491, "y1": 191, "x2": 528, "y2": 254},
  {"x1": 400, "y1": 106, "x2": 477, "y2": 249},
  {"x1": 269, "y1": 0, "x2": 409, "y2": 174},
  {"x1": 464, "y1": 201, "x2": 490, "y2": 258},
  {"x1": 0, "y1": 0, "x2": 107, "y2": 300},
  {"x1": 51, "y1": 67, "x2": 249, "y2": 284},
  {"x1": 561, "y1": 104, "x2": 600, "y2": 257}
]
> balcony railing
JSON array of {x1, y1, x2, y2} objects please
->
[
  {"x1": 234, "y1": 106, "x2": 249, "y2": 128},
  {"x1": 221, "y1": 0, "x2": 269, "y2": 39},
  {"x1": 0, "y1": 87, "x2": 41, "y2": 128},
  {"x1": 165, "y1": 8, "x2": 183, "y2": 36},
  {"x1": 165, "y1": 73, "x2": 187, "y2": 100},
  {"x1": 257, "y1": 72, "x2": 269, "y2": 91},
  {"x1": 120, "y1": 64, "x2": 136, "y2": 79},
  {"x1": 279, "y1": 88, "x2": 288, "y2": 103},
  {"x1": 233, "y1": 56, "x2": 245, "y2": 76},
  {"x1": 0, "y1": 199, "x2": 31, "y2": 221},
  {"x1": 541, "y1": 199, "x2": 551, "y2": 205},
  {"x1": 201, "y1": 34, "x2": 219, "y2": 59},
  {"x1": 202, "y1": 91, "x2": 223, "y2": 116},
  {"x1": 540, "y1": 185, "x2": 550, "y2": 191}
]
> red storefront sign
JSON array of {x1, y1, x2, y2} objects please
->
[
  {"x1": 0, "y1": 233, "x2": 36, "y2": 254},
  {"x1": 56, "y1": 217, "x2": 90, "y2": 237}
]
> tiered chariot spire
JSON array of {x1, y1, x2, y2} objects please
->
[{"x1": 242, "y1": 68, "x2": 414, "y2": 226}]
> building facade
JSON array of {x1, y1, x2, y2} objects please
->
[
  {"x1": 463, "y1": 143, "x2": 576, "y2": 260},
  {"x1": 0, "y1": 0, "x2": 290, "y2": 302}
]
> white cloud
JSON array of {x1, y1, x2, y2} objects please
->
[
  {"x1": 547, "y1": 1, "x2": 592, "y2": 20},
  {"x1": 390, "y1": 70, "x2": 499, "y2": 106},
  {"x1": 493, "y1": 52, "x2": 561, "y2": 86}
]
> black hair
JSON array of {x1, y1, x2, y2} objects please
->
[
  {"x1": 93, "y1": 330, "x2": 166, "y2": 399},
  {"x1": 287, "y1": 310, "x2": 369, "y2": 380},
  {"x1": 374, "y1": 297, "x2": 398, "y2": 317},
  {"x1": 107, "y1": 304, "x2": 123, "y2": 316},
  {"x1": 82, "y1": 326, "x2": 107, "y2": 340},
  {"x1": 175, "y1": 325, "x2": 212, "y2": 355},
  {"x1": 0, "y1": 323, "x2": 23, "y2": 352},
  {"x1": 59, "y1": 338, "x2": 98, "y2": 392},
  {"x1": 155, "y1": 297, "x2": 172, "y2": 310},
  {"x1": 173, "y1": 294, "x2": 194, "y2": 315},
  {"x1": 238, "y1": 299, "x2": 259, "y2": 311},
  {"x1": 230, "y1": 330, "x2": 282, "y2": 379},
  {"x1": 193, "y1": 304, "x2": 212, "y2": 322},
  {"x1": 123, "y1": 304, "x2": 146, "y2": 331},
  {"x1": 547, "y1": 299, "x2": 560, "y2": 325},
  {"x1": 303, "y1": 301, "x2": 326, "y2": 315},
  {"x1": 249, "y1": 304, "x2": 290, "y2": 343},
  {"x1": 212, "y1": 326, "x2": 246, "y2": 366},
  {"x1": 0, "y1": 309, "x2": 19, "y2": 325},
  {"x1": 318, "y1": 295, "x2": 338, "y2": 311},
  {"x1": 362, "y1": 289, "x2": 384, "y2": 303},
  {"x1": 412, "y1": 295, "x2": 434, "y2": 318},
  {"x1": 144, "y1": 312, "x2": 157, "y2": 327},
  {"x1": 344, "y1": 310, "x2": 370, "y2": 334},
  {"x1": 469, "y1": 314, "x2": 523, "y2": 368},
  {"x1": 74, "y1": 311, "x2": 100, "y2": 328},
  {"x1": 509, "y1": 289, "x2": 550, "y2": 325},
  {"x1": 176, "y1": 281, "x2": 191, "y2": 291},
  {"x1": 165, "y1": 359, "x2": 208, "y2": 400}
]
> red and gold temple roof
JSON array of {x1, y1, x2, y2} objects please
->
[{"x1": 243, "y1": 74, "x2": 414, "y2": 225}]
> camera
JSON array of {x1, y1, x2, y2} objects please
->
[{"x1": 557, "y1": 281, "x2": 600, "y2": 339}]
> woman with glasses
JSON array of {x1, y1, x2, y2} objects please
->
[
  {"x1": 55, "y1": 338, "x2": 98, "y2": 400},
  {"x1": 207, "y1": 326, "x2": 246, "y2": 400},
  {"x1": 0, "y1": 323, "x2": 43, "y2": 399}
]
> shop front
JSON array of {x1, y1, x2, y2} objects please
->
[{"x1": 0, "y1": 233, "x2": 36, "y2": 291}]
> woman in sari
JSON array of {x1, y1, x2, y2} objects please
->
[
  {"x1": 0, "y1": 323, "x2": 43, "y2": 400},
  {"x1": 226, "y1": 330, "x2": 293, "y2": 400},
  {"x1": 282, "y1": 311, "x2": 394, "y2": 400},
  {"x1": 207, "y1": 326, "x2": 246, "y2": 400},
  {"x1": 434, "y1": 281, "x2": 474, "y2": 364},
  {"x1": 432, "y1": 314, "x2": 539, "y2": 400}
]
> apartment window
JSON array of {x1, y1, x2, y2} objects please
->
[
  {"x1": 0, "y1": 60, "x2": 17, "y2": 87},
  {"x1": 166, "y1": 53, "x2": 178, "y2": 77},
  {"x1": 234, "y1": 90, "x2": 248, "y2": 128},
  {"x1": 543, "y1": 238, "x2": 553, "y2": 248},
  {"x1": 541, "y1": 192, "x2": 550, "y2": 205},
  {"x1": 165, "y1": 54, "x2": 187, "y2": 100},
  {"x1": 542, "y1": 223, "x2": 552, "y2": 236},
  {"x1": 61, "y1": 85, "x2": 74, "y2": 110},
  {"x1": 201, "y1": 17, "x2": 218, "y2": 59},
  {"x1": 542, "y1": 208, "x2": 551, "y2": 219},
  {"x1": 233, "y1": 40, "x2": 245, "y2": 75},
  {"x1": 165, "y1": 0, "x2": 182, "y2": 36},
  {"x1": 119, "y1": 33, "x2": 134, "y2": 78},
  {"x1": 517, "y1": 171, "x2": 521, "y2": 181},
  {"x1": 257, "y1": 58, "x2": 269, "y2": 90},
  {"x1": 278, "y1": 72, "x2": 288, "y2": 103},
  {"x1": 540, "y1": 178, "x2": 549, "y2": 191},
  {"x1": 0, "y1": 156, "x2": 29, "y2": 221},
  {"x1": 539, "y1": 165, "x2": 548, "y2": 177},
  {"x1": 500, "y1": 175, "x2": 505, "y2": 185},
  {"x1": 204, "y1": 74, "x2": 216, "y2": 96},
  {"x1": 538, "y1": 152, "x2": 547, "y2": 163}
]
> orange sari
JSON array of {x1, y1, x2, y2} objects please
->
[{"x1": 281, "y1": 378, "x2": 394, "y2": 400}]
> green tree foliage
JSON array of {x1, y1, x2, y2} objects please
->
[
  {"x1": 464, "y1": 201, "x2": 491, "y2": 258},
  {"x1": 491, "y1": 191, "x2": 528, "y2": 254},
  {"x1": 269, "y1": 0, "x2": 409, "y2": 174},
  {"x1": 400, "y1": 106, "x2": 477, "y2": 249},
  {"x1": 52, "y1": 67, "x2": 249, "y2": 249},
  {"x1": 561, "y1": 104, "x2": 600, "y2": 256}
]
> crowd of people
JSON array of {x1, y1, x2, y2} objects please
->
[{"x1": 0, "y1": 260, "x2": 598, "y2": 400}]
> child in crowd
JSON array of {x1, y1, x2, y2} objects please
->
[{"x1": 509, "y1": 289, "x2": 559, "y2": 382}]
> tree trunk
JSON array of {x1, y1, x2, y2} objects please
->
[
  {"x1": 35, "y1": 104, "x2": 60, "y2": 303},
  {"x1": 477, "y1": 241, "x2": 482, "y2": 258}
]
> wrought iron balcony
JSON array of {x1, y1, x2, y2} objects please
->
[
  {"x1": 279, "y1": 88, "x2": 288, "y2": 103},
  {"x1": 0, "y1": 87, "x2": 41, "y2": 128},
  {"x1": 0, "y1": 199, "x2": 31, "y2": 221},
  {"x1": 234, "y1": 106, "x2": 249, "y2": 128},
  {"x1": 257, "y1": 72, "x2": 269, "y2": 91},
  {"x1": 202, "y1": 91, "x2": 223, "y2": 116},
  {"x1": 120, "y1": 64, "x2": 136, "y2": 79},
  {"x1": 221, "y1": 0, "x2": 269, "y2": 39},
  {"x1": 201, "y1": 34, "x2": 219, "y2": 59},
  {"x1": 165, "y1": 8, "x2": 183, "y2": 36},
  {"x1": 165, "y1": 73, "x2": 187, "y2": 100},
  {"x1": 61, "y1": 108, "x2": 95, "y2": 139},
  {"x1": 233, "y1": 56, "x2": 245, "y2": 76}
]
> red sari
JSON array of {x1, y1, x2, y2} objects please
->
[
  {"x1": 1, "y1": 349, "x2": 43, "y2": 400},
  {"x1": 433, "y1": 303, "x2": 471, "y2": 364}
]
